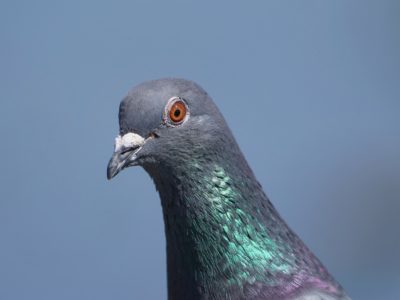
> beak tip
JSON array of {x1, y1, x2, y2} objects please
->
[
  {"x1": 107, "y1": 157, "x2": 120, "y2": 180},
  {"x1": 107, "y1": 167, "x2": 119, "y2": 180}
]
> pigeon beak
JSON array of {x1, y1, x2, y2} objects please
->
[
  {"x1": 107, "y1": 147, "x2": 140, "y2": 180},
  {"x1": 107, "y1": 132, "x2": 146, "y2": 180}
]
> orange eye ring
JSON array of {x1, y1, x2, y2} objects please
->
[
  {"x1": 164, "y1": 97, "x2": 189, "y2": 126},
  {"x1": 169, "y1": 101, "x2": 186, "y2": 123}
]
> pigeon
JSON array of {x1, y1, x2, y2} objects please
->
[{"x1": 107, "y1": 78, "x2": 351, "y2": 300}]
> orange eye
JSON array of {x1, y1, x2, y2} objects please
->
[{"x1": 169, "y1": 100, "x2": 187, "y2": 124}]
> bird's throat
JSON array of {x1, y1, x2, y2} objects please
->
[{"x1": 145, "y1": 159, "x2": 298, "y2": 299}]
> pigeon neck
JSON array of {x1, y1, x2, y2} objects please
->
[{"x1": 145, "y1": 150, "x2": 311, "y2": 299}]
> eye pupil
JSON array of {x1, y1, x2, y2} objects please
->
[{"x1": 174, "y1": 109, "x2": 181, "y2": 117}]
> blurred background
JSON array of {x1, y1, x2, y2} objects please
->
[{"x1": 1, "y1": 1, "x2": 399, "y2": 299}]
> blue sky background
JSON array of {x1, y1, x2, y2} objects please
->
[{"x1": 1, "y1": 1, "x2": 399, "y2": 299}]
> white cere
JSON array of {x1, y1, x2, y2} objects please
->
[{"x1": 114, "y1": 132, "x2": 145, "y2": 152}]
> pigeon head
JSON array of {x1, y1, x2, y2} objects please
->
[{"x1": 107, "y1": 78, "x2": 232, "y2": 179}]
